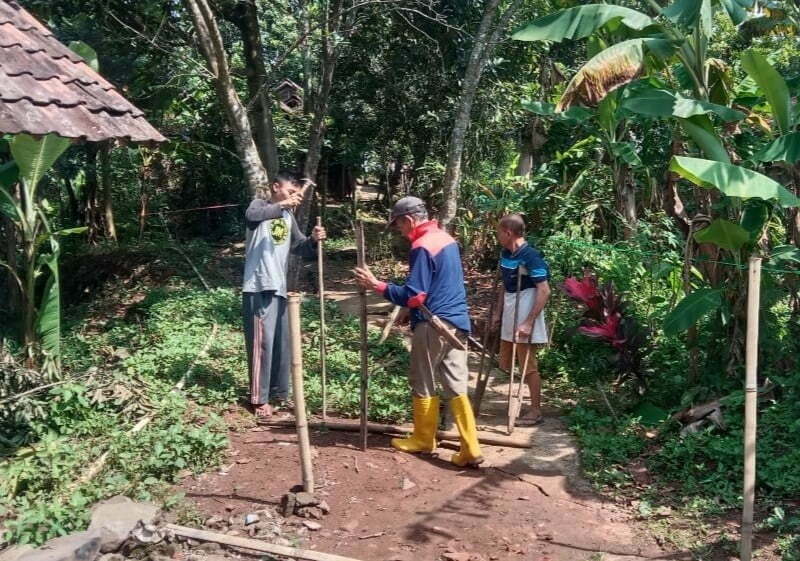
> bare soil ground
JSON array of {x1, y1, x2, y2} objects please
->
[{"x1": 178, "y1": 335, "x2": 690, "y2": 561}]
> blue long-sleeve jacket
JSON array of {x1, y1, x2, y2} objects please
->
[{"x1": 376, "y1": 220, "x2": 471, "y2": 333}]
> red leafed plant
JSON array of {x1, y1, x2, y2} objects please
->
[{"x1": 562, "y1": 272, "x2": 648, "y2": 389}]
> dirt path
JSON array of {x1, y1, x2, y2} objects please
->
[{"x1": 179, "y1": 290, "x2": 688, "y2": 561}]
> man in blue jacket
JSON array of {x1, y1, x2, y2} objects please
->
[{"x1": 354, "y1": 197, "x2": 483, "y2": 467}]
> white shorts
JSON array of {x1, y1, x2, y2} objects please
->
[{"x1": 501, "y1": 287, "x2": 548, "y2": 344}]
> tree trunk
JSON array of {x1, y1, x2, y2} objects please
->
[
  {"x1": 299, "y1": 0, "x2": 313, "y2": 110},
  {"x1": 439, "y1": 0, "x2": 522, "y2": 229},
  {"x1": 288, "y1": 0, "x2": 344, "y2": 291},
  {"x1": 100, "y1": 141, "x2": 117, "y2": 242},
  {"x1": 183, "y1": 0, "x2": 269, "y2": 198},
  {"x1": 62, "y1": 176, "x2": 80, "y2": 223},
  {"x1": 2, "y1": 184, "x2": 20, "y2": 316},
  {"x1": 84, "y1": 143, "x2": 101, "y2": 244},
  {"x1": 516, "y1": 118, "x2": 546, "y2": 177},
  {"x1": 663, "y1": 135, "x2": 690, "y2": 238},
  {"x1": 303, "y1": 0, "x2": 342, "y2": 186},
  {"x1": 227, "y1": 0, "x2": 279, "y2": 179},
  {"x1": 788, "y1": 163, "x2": 800, "y2": 246},
  {"x1": 614, "y1": 162, "x2": 637, "y2": 239}
]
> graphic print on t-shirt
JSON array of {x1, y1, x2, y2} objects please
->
[{"x1": 270, "y1": 218, "x2": 288, "y2": 245}]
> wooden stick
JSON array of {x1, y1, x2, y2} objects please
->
[
  {"x1": 473, "y1": 269, "x2": 501, "y2": 413},
  {"x1": 258, "y1": 418, "x2": 532, "y2": 448},
  {"x1": 379, "y1": 305, "x2": 401, "y2": 344},
  {"x1": 507, "y1": 266, "x2": 524, "y2": 435},
  {"x1": 741, "y1": 256, "x2": 761, "y2": 561},
  {"x1": 166, "y1": 524, "x2": 363, "y2": 561},
  {"x1": 509, "y1": 313, "x2": 536, "y2": 433},
  {"x1": 288, "y1": 293, "x2": 314, "y2": 493},
  {"x1": 419, "y1": 304, "x2": 467, "y2": 351},
  {"x1": 354, "y1": 220, "x2": 369, "y2": 451},
  {"x1": 316, "y1": 216, "x2": 328, "y2": 423}
]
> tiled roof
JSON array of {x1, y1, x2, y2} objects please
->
[{"x1": 0, "y1": 1, "x2": 165, "y2": 143}]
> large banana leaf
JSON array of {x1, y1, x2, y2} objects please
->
[
  {"x1": 663, "y1": 0, "x2": 713, "y2": 35},
  {"x1": 707, "y1": 58, "x2": 734, "y2": 106},
  {"x1": 679, "y1": 116, "x2": 731, "y2": 163},
  {"x1": 512, "y1": 5, "x2": 653, "y2": 42},
  {"x1": 10, "y1": 134, "x2": 71, "y2": 188},
  {"x1": 717, "y1": 0, "x2": 753, "y2": 26},
  {"x1": 622, "y1": 87, "x2": 744, "y2": 121},
  {"x1": 610, "y1": 141, "x2": 642, "y2": 167},
  {"x1": 558, "y1": 38, "x2": 673, "y2": 110},
  {"x1": 669, "y1": 156, "x2": 800, "y2": 206},
  {"x1": 741, "y1": 50, "x2": 793, "y2": 134},
  {"x1": 771, "y1": 245, "x2": 800, "y2": 264},
  {"x1": 36, "y1": 241, "x2": 61, "y2": 366},
  {"x1": 754, "y1": 132, "x2": 800, "y2": 163},
  {"x1": 693, "y1": 218, "x2": 750, "y2": 251},
  {"x1": 664, "y1": 288, "x2": 723, "y2": 335}
]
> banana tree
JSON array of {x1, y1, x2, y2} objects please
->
[
  {"x1": 512, "y1": 1, "x2": 755, "y2": 239},
  {"x1": 0, "y1": 134, "x2": 78, "y2": 372},
  {"x1": 663, "y1": 156, "x2": 799, "y2": 331},
  {"x1": 523, "y1": 89, "x2": 646, "y2": 238},
  {"x1": 741, "y1": 50, "x2": 800, "y2": 245}
]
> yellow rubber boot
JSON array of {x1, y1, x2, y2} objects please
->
[
  {"x1": 391, "y1": 396, "x2": 439, "y2": 453},
  {"x1": 450, "y1": 394, "x2": 484, "y2": 467}
]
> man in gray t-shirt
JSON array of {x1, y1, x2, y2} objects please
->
[{"x1": 243, "y1": 170, "x2": 325, "y2": 418}]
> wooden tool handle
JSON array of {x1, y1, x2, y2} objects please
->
[{"x1": 420, "y1": 306, "x2": 467, "y2": 351}]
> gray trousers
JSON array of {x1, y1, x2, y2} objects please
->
[
  {"x1": 243, "y1": 291, "x2": 289, "y2": 405},
  {"x1": 409, "y1": 320, "x2": 469, "y2": 399}
]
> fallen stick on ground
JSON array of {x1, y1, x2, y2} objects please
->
[
  {"x1": 258, "y1": 418, "x2": 532, "y2": 449},
  {"x1": 166, "y1": 524, "x2": 363, "y2": 561}
]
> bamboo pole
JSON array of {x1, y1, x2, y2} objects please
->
[
  {"x1": 741, "y1": 256, "x2": 762, "y2": 561},
  {"x1": 354, "y1": 220, "x2": 369, "y2": 450},
  {"x1": 316, "y1": 216, "x2": 328, "y2": 423},
  {"x1": 288, "y1": 293, "x2": 314, "y2": 493},
  {"x1": 507, "y1": 265, "x2": 524, "y2": 435},
  {"x1": 167, "y1": 524, "x2": 363, "y2": 561},
  {"x1": 258, "y1": 418, "x2": 532, "y2": 449}
]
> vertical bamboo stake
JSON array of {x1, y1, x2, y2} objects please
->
[
  {"x1": 354, "y1": 221, "x2": 369, "y2": 450},
  {"x1": 741, "y1": 256, "x2": 761, "y2": 561},
  {"x1": 507, "y1": 266, "x2": 524, "y2": 435},
  {"x1": 317, "y1": 216, "x2": 328, "y2": 423},
  {"x1": 288, "y1": 293, "x2": 315, "y2": 493}
]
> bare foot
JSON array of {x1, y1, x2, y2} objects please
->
[{"x1": 253, "y1": 403, "x2": 273, "y2": 418}]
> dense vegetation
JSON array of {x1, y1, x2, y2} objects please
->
[{"x1": 2, "y1": 0, "x2": 800, "y2": 558}]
